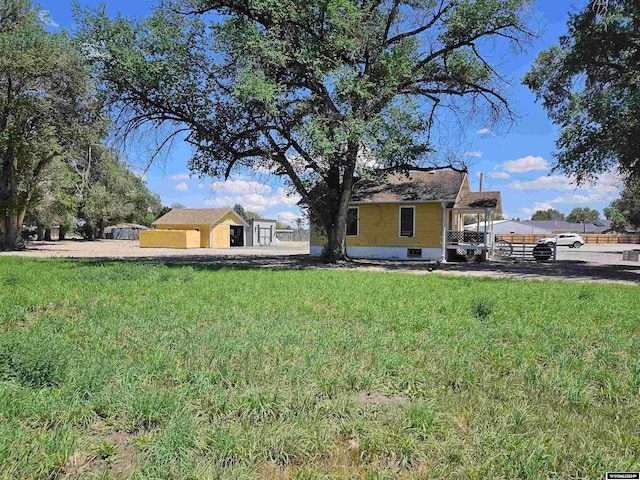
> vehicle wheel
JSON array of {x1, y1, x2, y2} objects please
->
[{"x1": 573, "y1": 241, "x2": 582, "y2": 248}]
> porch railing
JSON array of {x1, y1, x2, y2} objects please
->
[{"x1": 446, "y1": 230, "x2": 486, "y2": 245}]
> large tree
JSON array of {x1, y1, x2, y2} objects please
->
[
  {"x1": 566, "y1": 207, "x2": 600, "y2": 232},
  {"x1": 78, "y1": 0, "x2": 534, "y2": 260},
  {"x1": 525, "y1": 0, "x2": 640, "y2": 184},
  {"x1": 75, "y1": 145, "x2": 162, "y2": 238},
  {"x1": 0, "y1": 0, "x2": 98, "y2": 248},
  {"x1": 604, "y1": 181, "x2": 640, "y2": 232},
  {"x1": 531, "y1": 208, "x2": 565, "y2": 221}
]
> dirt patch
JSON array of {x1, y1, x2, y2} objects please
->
[
  {"x1": 356, "y1": 391, "x2": 409, "y2": 405},
  {"x1": 61, "y1": 425, "x2": 139, "y2": 478}
]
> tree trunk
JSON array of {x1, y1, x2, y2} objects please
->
[
  {"x1": 1, "y1": 214, "x2": 24, "y2": 250},
  {"x1": 36, "y1": 223, "x2": 44, "y2": 241},
  {"x1": 97, "y1": 219, "x2": 105, "y2": 239},
  {"x1": 319, "y1": 147, "x2": 358, "y2": 263},
  {"x1": 44, "y1": 228, "x2": 52, "y2": 241},
  {"x1": 59, "y1": 225, "x2": 67, "y2": 240}
]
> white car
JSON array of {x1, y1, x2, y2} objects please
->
[{"x1": 537, "y1": 233, "x2": 585, "y2": 248}]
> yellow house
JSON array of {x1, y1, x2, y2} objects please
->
[
  {"x1": 148, "y1": 208, "x2": 247, "y2": 248},
  {"x1": 310, "y1": 170, "x2": 502, "y2": 261}
]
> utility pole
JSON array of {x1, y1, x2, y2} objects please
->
[{"x1": 477, "y1": 172, "x2": 484, "y2": 232}]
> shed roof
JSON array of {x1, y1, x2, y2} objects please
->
[
  {"x1": 350, "y1": 170, "x2": 466, "y2": 203},
  {"x1": 153, "y1": 208, "x2": 244, "y2": 226}
]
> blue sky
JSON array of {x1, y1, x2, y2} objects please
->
[{"x1": 39, "y1": 0, "x2": 619, "y2": 224}]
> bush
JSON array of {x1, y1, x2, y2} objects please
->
[{"x1": 471, "y1": 299, "x2": 494, "y2": 320}]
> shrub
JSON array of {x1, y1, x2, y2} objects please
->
[{"x1": 471, "y1": 299, "x2": 494, "y2": 320}]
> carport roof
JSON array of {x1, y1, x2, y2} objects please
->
[{"x1": 153, "y1": 208, "x2": 244, "y2": 226}]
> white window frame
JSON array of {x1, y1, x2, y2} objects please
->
[
  {"x1": 346, "y1": 206, "x2": 359, "y2": 237},
  {"x1": 398, "y1": 205, "x2": 416, "y2": 238}
]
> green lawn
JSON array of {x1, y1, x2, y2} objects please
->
[{"x1": 0, "y1": 257, "x2": 639, "y2": 479}]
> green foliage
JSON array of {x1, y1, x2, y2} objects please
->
[
  {"x1": 0, "y1": 0, "x2": 99, "y2": 248},
  {"x1": 525, "y1": 0, "x2": 640, "y2": 183},
  {"x1": 566, "y1": 207, "x2": 600, "y2": 226},
  {"x1": 605, "y1": 181, "x2": 640, "y2": 231},
  {"x1": 471, "y1": 298, "x2": 494, "y2": 320},
  {"x1": 77, "y1": 0, "x2": 534, "y2": 260},
  {"x1": 233, "y1": 204, "x2": 261, "y2": 222},
  {"x1": 75, "y1": 147, "x2": 162, "y2": 238},
  {"x1": 531, "y1": 209, "x2": 565, "y2": 221}
]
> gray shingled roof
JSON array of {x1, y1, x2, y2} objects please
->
[
  {"x1": 522, "y1": 220, "x2": 611, "y2": 233},
  {"x1": 153, "y1": 208, "x2": 244, "y2": 226},
  {"x1": 350, "y1": 170, "x2": 466, "y2": 203}
]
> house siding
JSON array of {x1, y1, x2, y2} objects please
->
[
  {"x1": 140, "y1": 230, "x2": 200, "y2": 248},
  {"x1": 212, "y1": 224, "x2": 231, "y2": 248},
  {"x1": 311, "y1": 202, "x2": 443, "y2": 249},
  {"x1": 154, "y1": 223, "x2": 211, "y2": 247}
]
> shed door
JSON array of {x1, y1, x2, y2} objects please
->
[
  {"x1": 230, "y1": 225, "x2": 244, "y2": 247},
  {"x1": 258, "y1": 227, "x2": 271, "y2": 245}
]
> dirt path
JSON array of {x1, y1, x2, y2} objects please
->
[{"x1": 2, "y1": 240, "x2": 639, "y2": 285}]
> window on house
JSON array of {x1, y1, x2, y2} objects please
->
[
  {"x1": 346, "y1": 207, "x2": 359, "y2": 236},
  {"x1": 399, "y1": 207, "x2": 414, "y2": 237},
  {"x1": 407, "y1": 248, "x2": 422, "y2": 258}
]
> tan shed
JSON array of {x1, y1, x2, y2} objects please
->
[{"x1": 150, "y1": 208, "x2": 247, "y2": 248}]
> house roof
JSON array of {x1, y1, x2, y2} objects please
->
[
  {"x1": 522, "y1": 220, "x2": 610, "y2": 233},
  {"x1": 464, "y1": 219, "x2": 551, "y2": 234},
  {"x1": 350, "y1": 170, "x2": 466, "y2": 203},
  {"x1": 453, "y1": 191, "x2": 502, "y2": 213},
  {"x1": 153, "y1": 208, "x2": 244, "y2": 226}
]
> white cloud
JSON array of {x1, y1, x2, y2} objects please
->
[
  {"x1": 464, "y1": 151, "x2": 482, "y2": 157},
  {"x1": 132, "y1": 171, "x2": 147, "y2": 181},
  {"x1": 551, "y1": 194, "x2": 599, "y2": 204},
  {"x1": 38, "y1": 10, "x2": 59, "y2": 28},
  {"x1": 509, "y1": 175, "x2": 575, "y2": 191},
  {"x1": 477, "y1": 128, "x2": 494, "y2": 136},
  {"x1": 272, "y1": 211, "x2": 300, "y2": 225},
  {"x1": 509, "y1": 171, "x2": 622, "y2": 202},
  {"x1": 175, "y1": 182, "x2": 188, "y2": 192},
  {"x1": 203, "y1": 186, "x2": 301, "y2": 212},
  {"x1": 197, "y1": 184, "x2": 204, "y2": 189},
  {"x1": 211, "y1": 179, "x2": 271, "y2": 195},
  {"x1": 520, "y1": 202, "x2": 554, "y2": 215},
  {"x1": 499, "y1": 155, "x2": 551, "y2": 173},
  {"x1": 488, "y1": 171, "x2": 510, "y2": 179},
  {"x1": 169, "y1": 173, "x2": 191, "y2": 180}
]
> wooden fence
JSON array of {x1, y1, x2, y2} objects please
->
[{"x1": 496, "y1": 234, "x2": 640, "y2": 245}]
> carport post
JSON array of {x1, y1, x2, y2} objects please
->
[{"x1": 553, "y1": 243, "x2": 557, "y2": 261}]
